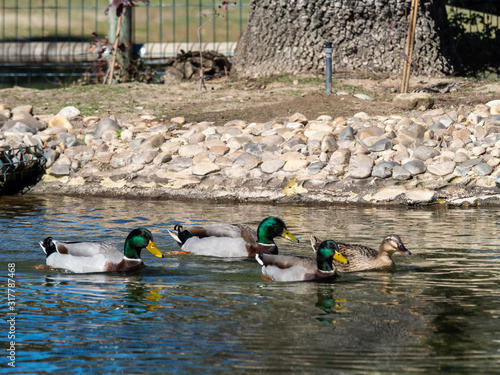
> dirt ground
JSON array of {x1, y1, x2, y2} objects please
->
[{"x1": 1, "y1": 74, "x2": 499, "y2": 127}]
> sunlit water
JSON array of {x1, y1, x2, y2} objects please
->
[{"x1": 1, "y1": 195, "x2": 499, "y2": 374}]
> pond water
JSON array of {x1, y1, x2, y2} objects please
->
[{"x1": 1, "y1": 195, "x2": 499, "y2": 374}]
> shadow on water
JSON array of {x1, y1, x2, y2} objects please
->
[{"x1": 1, "y1": 195, "x2": 500, "y2": 373}]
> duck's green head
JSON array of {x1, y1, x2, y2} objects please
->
[
  {"x1": 256, "y1": 217, "x2": 299, "y2": 244},
  {"x1": 124, "y1": 228, "x2": 164, "y2": 259},
  {"x1": 317, "y1": 240, "x2": 348, "y2": 271}
]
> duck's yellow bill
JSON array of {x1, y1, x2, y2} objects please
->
[
  {"x1": 282, "y1": 229, "x2": 299, "y2": 243},
  {"x1": 334, "y1": 251, "x2": 348, "y2": 264},
  {"x1": 147, "y1": 241, "x2": 164, "y2": 258}
]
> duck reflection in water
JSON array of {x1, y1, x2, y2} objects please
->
[{"x1": 316, "y1": 287, "x2": 347, "y2": 324}]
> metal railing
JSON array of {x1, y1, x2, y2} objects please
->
[
  {"x1": 0, "y1": 0, "x2": 249, "y2": 87},
  {"x1": 0, "y1": 145, "x2": 47, "y2": 193}
]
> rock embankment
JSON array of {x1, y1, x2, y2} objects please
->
[{"x1": 1, "y1": 100, "x2": 500, "y2": 206}]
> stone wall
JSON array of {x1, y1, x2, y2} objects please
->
[{"x1": 1, "y1": 97, "x2": 500, "y2": 206}]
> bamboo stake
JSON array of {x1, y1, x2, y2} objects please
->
[
  {"x1": 401, "y1": 0, "x2": 419, "y2": 93},
  {"x1": 108, "y1": 15, "x2": 122, "y2": 85}
]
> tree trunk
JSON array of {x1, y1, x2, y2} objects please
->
[{"x1": 232, "y1": 0, "x2": 456, "y2": 78}]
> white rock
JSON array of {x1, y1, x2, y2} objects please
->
[{"x1": 57, "y1": 106, "x2": 80, "y2": 120}]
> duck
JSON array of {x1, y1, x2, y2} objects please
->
[
  {"x1": 255, "y1": 239, "x2": 348, "y2": 282},
  {"x1": 167, "y1": 216, "x2": 299, "y2": 258},
  {"x1": 39, "y1": 228, "x2": 164, "y2": 273},
  {"x1": 310, "y1": 234, "x2": 411, "y2": 272}
]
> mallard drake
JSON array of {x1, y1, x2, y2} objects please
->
[
  {"x1": 310, "y1": 234, "x2": 411, "y2": 272},
  {"x1": 39, "y1": 228, "x2": 163, "y2": 273},
  {"x1": 167, "y1": 216, "x2": 299, "y2": 258},
  {"x1": 255, "y1": 239, "x2": 348, "y2": 282}
]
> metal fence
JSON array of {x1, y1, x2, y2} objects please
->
[
  {"x1": 0, "y1": 1, "x2": 498, "y2": 87},
  {"x1": 0, "y1": 0, "x2": 249, "y2": 87}
]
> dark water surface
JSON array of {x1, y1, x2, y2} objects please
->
[{"x1": 1, "y1": 195, "x2": 499, "y2": 374}]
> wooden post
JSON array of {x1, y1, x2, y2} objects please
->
[
  {"x1": 107, "y1": 2, "x2": 133, "y2": 84},
  {"x1": 401, "y1": 0, "x2": 419, "y2": 93}
]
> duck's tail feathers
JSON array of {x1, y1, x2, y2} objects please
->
[
  {"x1": 40, "y1": 237, "x2": 57, "y2": 258},
  {"x1": 255, "y1": 253, "x2": 264, "y2": 266},
  {"x1": 310, "y1": 235, "x2": 322, "y2": 252},
  {"x1": 168, "y1": 225, "x2": 193, "y2": 248},
  {"x1": 167, "y1": 229, "x2": 182, "y2": 244}
]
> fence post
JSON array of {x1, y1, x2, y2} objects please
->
[{"x1": 107, "y1": 2, "x2": 133, "y2": 81}]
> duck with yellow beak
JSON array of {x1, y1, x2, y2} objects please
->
[
  {"x1": 39, "y1": 228, "x2": 163, "y2": 273},
  {"x1": 256, "y1": 240, "x2": 348, "y2": 282},
  {"x1": 167, "y1": 216, "x2": 299, "y2": 258}
]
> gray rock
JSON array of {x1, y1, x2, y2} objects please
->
[
  {"x1": 178, "y1": 144, "x2": 205, "y2": 157},
  {"x1": 153, "y1": 152, "x2": 172, "y2": 166},
  {"x1": 430, "y1": 121, "x2": 447, "y2": 131},
  {"x1": 95, "y1": 119, "x2": 121, "y2": 137},
  {"x1": 168, "y1": 157, "x2": 193, "y2": 171},
  {"x1": 11, "y1": 111, "x2": 45, "y2": 131},
  {"x1": 456, "y1": 158, "x2": 484, "y2": 176},
  {"x1": 139, "y1": 134, "x2": 166, "y2": 150},
  {"x1": 130, "y1": 138, "x2": 145, "y2": 150},
  {"x1": 110, "y1": 152, "x2": 134, "y2": 169},
  {"x1": 392, "y1": 165, "x2": 411, "y2": 180},
  {"x1": 10, "y1": 122, "x2": 36, "y2": 134},
  {"x1": 402, "y1": 160, "x2": 426, "y2": 175},
  {"x1": 66, "y1": 136, "x2": 85, "y2": 148},
  {"x1": 64, "y1": 145, "x2": 95, "y2": 161},
  {"x1": 338, "y1": 126, "x2": 355, "y2": 141},
  {"x1": 369, "y1": 138, "x2": 392, "y2": 152},
  {"x1": 261, "y1": 134, "x2": 285, "y2": 146},
  {"x1": 496, "y1": 175, "x2": 500, "y2": 188},
  {"x1": 353, "y1": 93, "x2": 373, "y2": 101},
  {"x1": 0, "y1": 113, "x2": 8, "y2": 126},
  {"x1": 320, "y1": 133, "x2": 338, "y2": 153},
  {"x1": 283, "y1": 159, "x2": 309, "y2": 172},
  {"x1": 393, "y1": 92, "x2": 434, "y2": 110},
  {"x1": 283, "y1": 137, "x2": 305, "y2": 151},
  {"x1": 43, "y1": 148, "x2": 59, "y2": 168},
  {"x1": 474, "y1": 163, "x2": 493, "y2": 176},
  {"x1": 133, "y1": 151, "x2": 158, "y2": 165},
  {"x1": 261, "y1": 159, "x2": 285, "y2": 174},
  {"x1": 329, "y1": 149, "x2": 350, "y2": 165},
  {"x1": 307, "y1": 162, "x2": 327, "y2": 175},
  {"x1": 234, "y1": 152, "x2": 258, "y2": 164},
  {"x1": 12, "y1": 105, "x2": 32, "y2": 115},
  {"x1": 372, "y1": 161, "x2": 398, "y2": 178},
  {"x1": 405, "y1": 189, "x2": 436, "y2": 204},
  {"x1": 243, "y1": 142, "x2": 266, "y2": 156},
  {"x1": 188, "y1": 133, "x2": 206, "y2": 144},
  {"x1": 57, "y1": 106, "x2": 80, "y2": 120},
  {"x1": 348, "y1": 154, "x2": 374, "y2": 179},
  {"x1": 192, "y1": 162, "x2": 221, "y2": 176},
  {"x1": 151, "y1": 124, "x2": 170, "y2": 133},
  {"x1": 401, "y1": 124, "x2": 426, "y2": 139},
  {"x1": 49, "y1": 164, "x2": 71, "y2": 177},
  {"x1": 427, "y1": 160, "x2": 456, "y2": 176},
  {"x1": 413, "y1": 146, "x2": 440, "y2": 161}
]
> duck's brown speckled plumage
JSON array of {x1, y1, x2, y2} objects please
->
[{"x1": 310, "y1": 234, "x2": 411, "y2": 272}]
